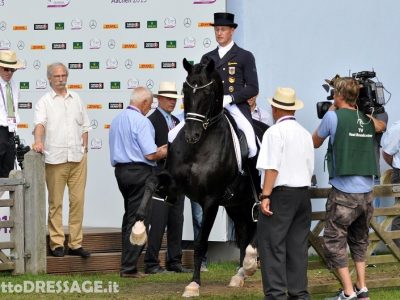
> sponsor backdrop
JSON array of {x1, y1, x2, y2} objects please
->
[{"x1": 0, "y1": 0, "x2": 230, "y2": 241}]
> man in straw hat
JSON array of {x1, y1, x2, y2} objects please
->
[
  {"x1": 312, "y1": 77, "x2": 385, "y2": 300},
  {"x1": 256, "y1": 87, "x2": 314, "y2": 300},
  {"x1": 201, "y1": 12, "x2": 259, "y2": 159},
  {"x1": 144, "y1": 82, "x2": 191, "y2": 274},
  {"x1": 0, "y1": 50, "x2": 23, "y2": 177},
  {"x1": 109, "y1": 86, "x2": 167, "y2": 278}
]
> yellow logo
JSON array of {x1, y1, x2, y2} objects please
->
[
  {"x1": 198, "y1": 22, "x2": 212, "y2": 27},
  {"x1": 31, "y1": 45, "x2": 46, "y2": 50},
  {"x1": 13, "y1": 25, "x2": 28, "y2": 31},
  {"x1": 104, "y1": 124, "x2": 110, "y2": 129},
  {"x1": 87, "y1": 104, "x2": 102, "y2": 109},
  {"x1": 122, "y1": 43, "x2": 137, "y2": 49},
  {"x1": 68, "y1": 84, "x2": 83, "y2": 89},
  {"x1": 139, "y1": 64, "x2": 155, "y2": 69},
  {"x1": 17, "y1": 123, "x2": 29, "y2": 128},
  {"x1": 103, "y1": 24, "x2": 119, "y2": 29}
]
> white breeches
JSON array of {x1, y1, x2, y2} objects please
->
[{"x1": 225, "y1": 104, "x2": 257, "y2": 158}]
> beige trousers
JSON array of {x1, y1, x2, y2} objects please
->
[{"x1": 46, "y1": 154, "x2": 87, "y2": 251}]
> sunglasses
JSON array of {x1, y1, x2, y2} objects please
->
[{"x1": 1, "y1": 67, "x2": 17, "y2": 73}]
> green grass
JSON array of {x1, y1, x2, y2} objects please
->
[{"x1": 0, "y1": 262, "x2": 399, "y2": 299}]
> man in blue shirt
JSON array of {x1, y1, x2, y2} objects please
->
[
  {"x1": 109, "y1": 86, "x2": 167, "y2": 278},
  {"x1": 313, "y1": 77, "x2": 385, "y2": 300}
]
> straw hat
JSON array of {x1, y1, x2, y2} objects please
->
[
  {"x1": 130, "y1": 221, "x2": 147, "y2": 246},
  {"x1": 154, "y1": 81, "x2": 183, "y2": 99},
  {"x1": 268, "y1": 87, "x2": 304, "y2": 110},
  {"x1": 0, "y1": 50, "x2": 23, "y2": 69}
]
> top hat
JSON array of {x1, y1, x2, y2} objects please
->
[
  {"x1": 211, "y1": 12, "x2": 238, "y2": 28},
  {"x1": 154, "y1": 81, "x2": 183, "y2": 99},
  {"x1": 268, "y1": 87, "x2": 304, "y2": 111},
  {"x1": 0, "y1": 50, "x2": 23, "y2": 69}
]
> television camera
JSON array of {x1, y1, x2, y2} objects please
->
[{"x1": 316, "y1": 71, "x2": 387, "y2": 119}]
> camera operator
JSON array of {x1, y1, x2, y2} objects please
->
[
  {"x1": 312, "y1": 77, "x2": 385, "y2": 300},
  {"x1": 0, "y1": 50, "x2": 23, "y2": 178}
]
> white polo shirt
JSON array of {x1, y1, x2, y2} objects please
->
[
  {"x1": 382, "y1": 120, "x2": 400, "y2": 169},
  {"x1": 256, "y1": 116, "x2": 314, "y2": 188},
  {"x1": 34, "y1": 89, "x2": 90, "y2": 164}
]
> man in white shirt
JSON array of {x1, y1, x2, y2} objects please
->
[
  {"x1": 32, "y1": 62, "x2": 91, "y2": 258},
  {"x1": 256, "y1": 87, "x2": 314, "y2": 300},
  {"x1": 0, "y1": 50, "x2": 23, "y2": 177}
]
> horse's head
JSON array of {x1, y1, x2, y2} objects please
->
[{"x1": 182, "y1": 58, "x2": 224, "y2": 144}]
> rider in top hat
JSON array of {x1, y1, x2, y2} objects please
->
[{"x1": 201, "y1": 12, "x2": 259, "y2": 158}]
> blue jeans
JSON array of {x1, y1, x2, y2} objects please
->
[{"x1": 190, "y1": 200, "x2": 207, "y2": 264}]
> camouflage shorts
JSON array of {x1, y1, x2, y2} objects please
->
[{"x1": 323, "y1": 187, "x2": 374, "y2": 269}]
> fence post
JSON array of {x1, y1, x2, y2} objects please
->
[
  {"x1": 22, "y1": 150, "x2": 46, "y2": 274},
  {"x1": 9, "y1": 170, "x2": 25, "y2": 274}
]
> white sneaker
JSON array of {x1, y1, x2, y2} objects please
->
[
  {"x1": 325, "y1": 290, "x2": 357, "y2": 300},
  {"x1": 354, "y1": 286, "x2": 369, "y2": 300}
]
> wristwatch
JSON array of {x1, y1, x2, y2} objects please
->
[{"x1": 258, "y1": 194, "x2": 270, "y2": 201}]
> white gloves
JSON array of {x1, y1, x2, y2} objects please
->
[{"x1": 223, "y1": 95, "x2": 233, "y2": 107}]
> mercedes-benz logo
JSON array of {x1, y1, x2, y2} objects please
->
[
  {"x1": 125, "y1": 59, "x2": 133, "y2": 69},
  {"x1": 33, "y1": 60, "x2": 41, "y2": 70},
  {"x1": 108, "y1": 39, "x2": 116, "y2": 49},
  {"x1": 146, "y1": 79, "x2": 154, "y2": 89},
  {"x1": 90, "y1": 119, "x2": 98, "y2": 130},
  {"x1": 0, "y1": 21, "x2": 6, "y2": 31},
  {"x1": 17, "y1": 41, "x2": 25, "y2": 50},
  {"x1": 183, "y1": 18, "x2": 191, "y2": 28},
  {"x1": 89, "y1": 19, "x2": 97, "y2": 29},
  {"x1": 203, "y1": 38, "x2": 211, "y2": 48}
]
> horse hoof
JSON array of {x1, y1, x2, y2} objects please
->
[
  {"x1": 228, "y1": 275, "x2": 244, "y2": 288},
  {"x1": 182, "y1": 281, "x2": 200, "y2": 297},
  {"x1": 243, "y1": 245, "x2": 257, "y2": 276},
  {"x1": 130, "y1": 221, "x2": 147, "y2": 246}
]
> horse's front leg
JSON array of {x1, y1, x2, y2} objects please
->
[
  {"x1": 130, "y1": 175, "x2": 159, "y2": 246},
  {"x1": 182, "y1": 203, "x2": 219, "y2": 297}
]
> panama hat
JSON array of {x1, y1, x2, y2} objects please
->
[
  {"x1": 0, "y1": 50, "x2": 23, "y2": 69},
  {"x1": 268, "y1": 87, "x2": 304, "y2": 111},
  {"x1": 154, "y1": 81, "x2": 183, "y2": 99},
  {"x1": 211, "y1": 12, "x2": 238, "y2": 29},
  {"x1": 130, "y1": 221, "x2": 147, "y2": 246}
]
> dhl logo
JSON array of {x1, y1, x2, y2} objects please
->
[
  {"x1": 139, "y1": 64, "x2": 154, "y2": 69},
  {"x1": 13, "y1": 25, "x2": 28, "y2": 30},
  {"x1": 17, "y1": 123, "x2": 29, "y2": 128},
  {"x1": 122, "y1": 43, "x2": 137, "y2": 49},
  {"x1": 87, "y1": 104, "x2": 102, "y2": 109},
  {"x1": 31, "y1": 45, "x2": 46, "y2": 50},
  {"x1": 198, "y1": 22, "x2": 212, "y2": 27},
  {"x1": 103, "y1": 24, "x2": 119, "y2": 29},
  {"x1": 68, "y1": 84, "x2": 83, "y2": 89}
]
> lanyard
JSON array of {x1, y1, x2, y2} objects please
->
[
  {"x1": 127, "y1": 105, "x2": 141, "y2": 113},
  {"x1": 277, "y1": 116, "x2": 296, "y2": 123},
  {"x1": 0, "y1": 82, "x2": 16, "y2": 115}
]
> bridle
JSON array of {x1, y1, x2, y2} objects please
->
[{"x1": 184, "y1": 79, "x2": 223, "y2": 130}]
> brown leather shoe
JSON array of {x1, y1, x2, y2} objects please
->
[{"x1": 120, "y1": 272, "x2": 147, "y2": 278}]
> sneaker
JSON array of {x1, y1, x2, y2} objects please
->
[
  {"x1": 324, "y1": 290, "x2": 357, "y2": 300},
  {"x1": 354, "y1": 286, "x2": 369, "y2": 300},
  {"x1": 200, "y1": 262, "x2": 208, "y2": 272},
  {"x1": 51, "y1": 247, "x2": 65, "y2": 257}
]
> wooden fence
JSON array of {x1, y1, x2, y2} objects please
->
[{"x1": 0, "y1": 151, "x2": 46, "y2": 274}]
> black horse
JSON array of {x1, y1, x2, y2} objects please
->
[{"x1": 133, "y1": 58, "x2": 260, "y2": 297}]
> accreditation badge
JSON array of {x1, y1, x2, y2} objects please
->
[
  {"x1": 7, "y1": 117, "x2": 17, "y2": 132},
  {"x1": 229, "y1": 86, "x2": 234, "y2": 93},
  {"x1": 228, "y1": 77, "x2": 235, "y2": 84},
  {"x1": 228, "y1": 66, "x2": 235, "y2": 75}
]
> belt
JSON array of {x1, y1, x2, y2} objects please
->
[
  {"x1": 115, "y1": 161, "x2": 150, "y2": 168},
  {"x1": 273, "y1": 186, "x2": 309, "y2": 191}
]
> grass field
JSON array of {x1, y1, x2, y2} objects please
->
[{"x1": 0, "y1": 262, "x2": 399, "y2": 299}]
